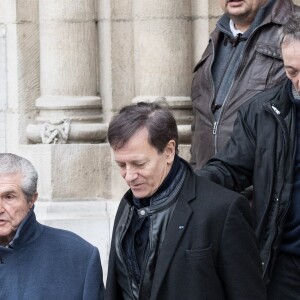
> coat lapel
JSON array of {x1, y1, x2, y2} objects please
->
[{"x1": 150, "y1": 169, "x2": 195, "y2": 299}]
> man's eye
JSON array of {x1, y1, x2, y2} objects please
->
[
  {"x1": 5, "y1": 195, "x2": 15, "y2": 201},
  {"x1": 136, "y1": 162, "x2": 146, "y2": 167},
  {"x1": 287, "y1": 71, "x2": 298, "y2": 77}
]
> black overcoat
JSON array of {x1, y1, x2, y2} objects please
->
[{"x1": 105, "y1": 161, "x2": 266, "y2": 300}]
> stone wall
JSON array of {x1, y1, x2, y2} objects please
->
[
  {"x1": 0, "y1": 25, "x2": 6, "y2": 153},
  {"x1": 1, "y1": 0, "x2": 300, "y2": 282}
]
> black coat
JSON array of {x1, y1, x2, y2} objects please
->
[
  {"x1": 105, "y1": 160, "x2": 266, "y2": 300},
  {"x1": 198, "y1": 79, "x2": 295, "y2": 284}
]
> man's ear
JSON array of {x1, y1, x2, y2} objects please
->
[
  {"x1": 29, "y1": 193, "x2": 38, "y2": 209},
  {"x1": 165, "y1": 140, "x2": 176, "y2": 164}
]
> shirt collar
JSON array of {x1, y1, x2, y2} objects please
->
[{"x1": 229, "y1": 19, "x2": 244, "y2": 36}]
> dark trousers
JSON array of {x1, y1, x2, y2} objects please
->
[{"x1": 267, "y1": 253, "x2": 300, "y2": 300}]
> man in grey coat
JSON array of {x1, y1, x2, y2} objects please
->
[{"x1": 0, "y1": 153, "x2": 104, "y2": 300}]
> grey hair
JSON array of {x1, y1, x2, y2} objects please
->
[
  {"x1": 0, "y1": 153, "x2": 38, "y2": 202},
  {"x1": 279, "y1": 13, "x2": 300, "y2": 47}
]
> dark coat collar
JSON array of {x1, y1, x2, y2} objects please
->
[
  {"x1": 263, "y1": 79, "x2": 293, "y2": 118},
  {"x1": 0, "y1": 208, "x2": 43, "y2": 252}
]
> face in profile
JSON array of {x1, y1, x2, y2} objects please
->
[
  {"x1": 113, "y1": 127, "x2": 176, "y2": 199},
  {"x1": 282, "y1": 39, "x2": 300, "y2": 95},
  {"x1": 0, "y1": 173, "x2": 36, "y2": 245}
]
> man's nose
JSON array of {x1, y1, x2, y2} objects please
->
[{"x1": 124, "y1": 167, "x2": 138, "y2": 182}]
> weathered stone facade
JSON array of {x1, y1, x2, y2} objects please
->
[
  {"x1": 0, "y1": 25, "x2": 6, "y2": 153},
  {"x1": 1, "y1": 0, "x2": 299, "y2": 279}
]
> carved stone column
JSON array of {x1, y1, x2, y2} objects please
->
[
  {"x1": 191, "y1": 0, "x2": 221, "y2": 65},
  {"x1": 132, "y1": 0, "x2": 193, "y2": 143},
  {"x1": 0, "y1": 25, "x2": 6, "y2": 152},
  {"x1": 26, "y1": 0, "x2": 107, "y2": 144}
]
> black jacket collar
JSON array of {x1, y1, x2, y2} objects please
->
[{"x1": 266, "y1": 79, "x2": 293, "y2": 118}]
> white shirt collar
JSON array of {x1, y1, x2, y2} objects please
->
[{"x1": 229, "y1": 19, "x2": 244, "y2": 37}]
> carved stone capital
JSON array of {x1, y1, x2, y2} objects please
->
[{"x1": 26, "y1": 95, "x2": 107, "y2": 144}]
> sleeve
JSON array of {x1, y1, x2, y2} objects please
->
[
  {"x1": 219, "y1": 195, "x2": 266, "y2": 300},
  {"x1": 83, "y1": 246, "x2": 105, "y2": 300},
  {"x1": 196, "y1": 107, "x2": 256, "y2": 192},
  {"x1": 189, "y1": 99, "x2": 198, "y2": 170}
]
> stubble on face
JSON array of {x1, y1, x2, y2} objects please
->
[{"x1": 221, "y1": 0, "x2": 268, "y2": 32}]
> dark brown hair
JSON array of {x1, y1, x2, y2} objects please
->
[{"x1": 108, "y1": 102, "x2": 178, "y2": 153}]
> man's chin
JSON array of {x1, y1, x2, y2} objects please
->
[
  {"x1": 132, "y1": 189, "x2": 152, "y2": 199},
  {"x1": 132, "y1": 192, "x2": 149, "y2": 199}
]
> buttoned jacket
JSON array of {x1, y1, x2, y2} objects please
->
[{"x1": 105, "y1": 159, "x2": 266, "y2": 300}]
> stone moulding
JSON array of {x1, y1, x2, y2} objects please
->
[
  {"x1": 41, "y1": 119, "x2": 70, "y2": 144},
  {"x1": 26, "y1": 95, "x2": 108, "y2": 144},
  {"x1": 26, "y1": 122, "x2": 108, "y2": 144}
]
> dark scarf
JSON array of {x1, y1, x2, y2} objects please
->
[{"x1": 122, "y1": 154, "x2": 184, "y2": 285}]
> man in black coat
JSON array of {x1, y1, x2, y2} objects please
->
[
  {"x1": 197, "y1": 13, "x2": 300, "y2": 299},
  {"x1": 105, "y1": 102, "x2": 265, "y2": 299}
]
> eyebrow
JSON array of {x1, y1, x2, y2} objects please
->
[
  {"x1": 284, "y1": 65, "x2": 297, "y2": 70},
  {"x1": 0, "y1": 190, "x2": 17, "y2": 195},
  {"x1": 115, "y1": 159, "x2": 146, "y2": 164}
]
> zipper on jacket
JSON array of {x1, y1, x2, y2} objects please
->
[
  {"x1": 209, "y1": 38, "x2": 216, "y2": 120},
  {"x1": 271, "y1": 103, "x2": 295, "y2": 227},
  {"x1": 211, "y1": 36, "x2": 241, "y2": 153},
  {"x1": 213, "y1": 122, "x2": 218, "y2": 135},
  {"x1": 266, "y1": 104, "x2": 288, "y2": 146},
  {"x1": 212, "y1": 77, "x2": 236, "y2": 154},
  {"x1": 213, "y1": 121, "x2": 219, "y2": 154},
  {"x1": 272, "y1": 105, "x2": 281, "y2": 115},
  {"x1": 262, "y1": 103, "x2": 290, "y2": 278}
]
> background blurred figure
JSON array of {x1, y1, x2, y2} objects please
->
[
  {"x1": 197, "y1": 13, "x2": 300, "y2": 299},
  {"x1": 191, "y1": 0, "x2": 300, "y2": 169}
]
